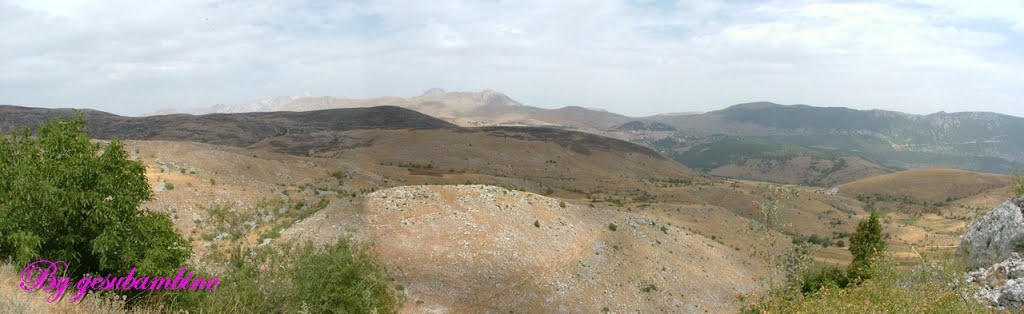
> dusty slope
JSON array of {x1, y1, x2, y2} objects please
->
[{"x1": 283, "y1": 185, "x2": 758, "y2": 313}]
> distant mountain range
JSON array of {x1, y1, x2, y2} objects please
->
[
  {"x1": 155, "y1": 88, "x2": 632, "y2": 131},
  {"x1": 17, "y1": 89, "x2": 1024, "y2": 185}
]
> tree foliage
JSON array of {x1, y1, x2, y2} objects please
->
[
  {"x1": 0, "y1": 115, "x2": 190, "y2": 278},
  {"x1": 848, "y1": 211, "x2": 885, "y2": 281},
  {"x1": 1015, "y1": 170, "x2": 1024, "y2": 196}
]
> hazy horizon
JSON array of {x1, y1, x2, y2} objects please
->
[{"x1": 2, "y1": 0, "x2": 1022, "y2": 117}]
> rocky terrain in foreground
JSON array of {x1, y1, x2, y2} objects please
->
[{"x1": 959, "y1": 197, "x2": 1024, "y2": 310}]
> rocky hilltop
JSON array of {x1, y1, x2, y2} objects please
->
[{"x1": 283, "y1": 185, "x2": 758, "y2": 313}]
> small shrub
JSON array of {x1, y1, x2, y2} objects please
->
[
  {"x1": 534, "y1": 220, "x2": 540, "y2": 228},
  {"x1": 608, "y1": 223, "x2": 618, "y2": 231},
  {"x1": 165, "y1": 182, "x2": 175, "y2": 190},
  {"x1": 640, "y1": 283, "x2": 658, "y2": 293}
]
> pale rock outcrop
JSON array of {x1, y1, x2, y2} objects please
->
[{"x1": 958, "y1": 197, "x2": 1024, "y2": 270}]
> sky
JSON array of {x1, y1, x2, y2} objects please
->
[{"x1": 1, "y1": 0, "x2": 1023, "y2": 117}]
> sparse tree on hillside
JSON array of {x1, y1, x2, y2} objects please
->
[
  {"x1": 848, "y1": 211, "x2": 885, "y2": 281},
  {"x1": 0, "y1": 114, "x2": 190, "y2": 279},
  {"x1": 750, "y1": 184, "x2": 805, "y2": 291}
]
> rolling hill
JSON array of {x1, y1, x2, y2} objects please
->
[
  {"x1": 838, "y1": 168, "x2": 1012, "y2": 205},
  {"x1": 149, "y1": 91, "x2": 1024, "y2": 185}
]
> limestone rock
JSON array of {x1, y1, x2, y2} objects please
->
[{"x1": 958, "y1": 197, "x2": 1024, "y2": 269}]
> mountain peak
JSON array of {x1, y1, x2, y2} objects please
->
[{"x1": 422, "y1": 88, "x2": 447, "y2": 96}]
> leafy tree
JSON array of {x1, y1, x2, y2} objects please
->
[
  {"x1": 0, "y1": 115, "x2": 190, "y2": 279},
  {"x1": 848, "y1": 211, "x2": 885, "y2": 281}
]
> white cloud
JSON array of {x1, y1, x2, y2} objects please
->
[{"x1": 0, "y1": 0, "x2": 1021, "y2": 117}]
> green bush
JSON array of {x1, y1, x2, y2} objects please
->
[
  {"x1": 166, "y1": 238, "x2": 398, "y2": 313},
  {"x1": 0, "y1": 115, "x2": 190, "y2": 279},
  {"x1": 800, "y1": 266, "x2": 849, "y2": 294}
]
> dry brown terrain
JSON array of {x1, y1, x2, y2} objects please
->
[
  {"x1": 4, "y1": 135, "x2": 1012, "y2": 312},
  {"x1": 3, "y1": 129, "x2": 1016, "y2": 312}
]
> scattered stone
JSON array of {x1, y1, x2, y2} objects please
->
[{"x1": 967, "y1": 253, "x2": 1024, "y2": 310}]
